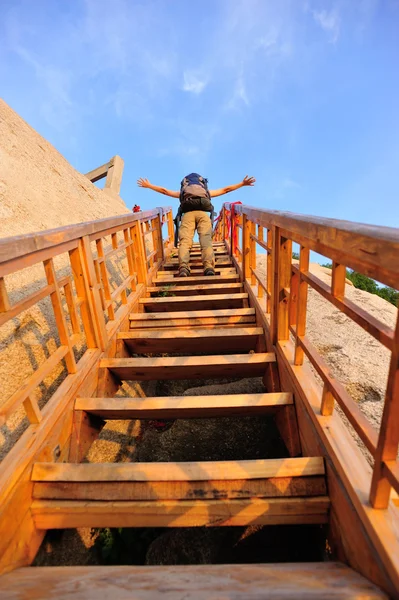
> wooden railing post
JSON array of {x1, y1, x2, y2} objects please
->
[
  {"x1": 294, "y1": 246, "x2": 309, "y2": 366},
  {"x1": 130, "y1": 220, "x2": 147, "y2": 285},
  {"x1": 271, "y1": 227, "x2": 292, "y2": 344},
  {"x1": 242, "y1": 213, "x2": 250, "y2": 281},
  {"x1": 370, "y1": 312, "x2": 399, "y2": 508},
  {"x1": 250, "y1": 221, "x2": 256, "y2": 286},
  {"x1": 80, "y1": 236, "x2": 108, "y2": 350},
  {"x1": 70, "y1": 243, "x2": 102, "y2": 349},
  {"x1": 222, "y1": 206, "x2": 226, "y2": 242}
]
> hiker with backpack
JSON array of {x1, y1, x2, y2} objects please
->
[{"x1": 137, "y1": 174, "x2": 255, "y2": 277}]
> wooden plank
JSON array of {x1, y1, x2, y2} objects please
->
[
  {"x1": 164, "y1": 259, "x2": 232, "y2": 268},
  {"x1": 33, "y1": 475, "x2": 327, "y2": 501},
  {"x1": 332, "y1": 261, "x2": 346, "y2": 299},
  {"x1": 382, "y1": 461, "x2": 399, "y2": 498},
  {"x1": 147, "y1": 282, "x2": 243, "y2": 296},
  {"x1": 297, "y1": 334, "x2": 378, "y2": 455},
  {"x1": 0, "y1": 209, "x2": 165, "y2": 269},
  {"x1": 293, "y1": 266, "x2": 395, "y2": 351},
  {"x1": 0, "y1": 345, "x2": 68, "y2": 425},
  {"x1": 22, "y1": 396, "x2": 42, "y2": 425},
  {"x1": 156, "y1": 268, "x2": 237, "y2": 278},
  {"x1": 0, "y1": 563, "x2": 387, "y2": 599},
  {"x1": 294, "y1": 246, "x2": 310, "y2": 365},
  {"x1": 0, "y1": 278, "x2": 148, "y2": 575},
  {"x1": 130, "y1": 308, "x2": 255, "y2": 321},
  {"x1": 370, "y1": 312, "x2": 399, "y2": 507},
  {"x1": 31, "y1": 497, "x2": 330, "y2": 528},
  {"x1": 100, "y1": 353, "x2": 275, "y2": 381},
  {"x1": 129, "y1": 317, "x2": 256, "y2": 330},
  {"x1": 231, "y1": 204, "x2": 399, "y2": 289},
  {"x1": 75, "y1": 392, "x2": 293, "y2": 419},
  {"x1": 140, "y1": 293, "x2": 248, "y2": 312},
  {"x1": 32, "y1": 457, "x2": 325, "y2": 482},
  {"x1": 153, "y1": 274, "x2": 239, "y2": 286},
  {"x1": 0, "y1": 283, "x2": 55, "y2": 327},
  {"x1": 0, "y1": 276, "x2": 10, "y2": 312},
  {"x1": 118, "y1": 326, "x2": 263, "y2": 354},
  {"x1": 275, "y1": 337, "x2": 399, "y2": 596},
  {"x1": 278, "y1": 234, "x2": 292, "y2": 341}
]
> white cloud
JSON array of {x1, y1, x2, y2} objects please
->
[
  {"x1": 312, "y1": 8, "x2": 341, "y2": 43},
  {"x1": 226, "y1": 70, "x2": 250, "y2": 110},
  {"x1": 283, "y1": 178, "x2": 302, "y2": 189},
  {"x1": 182, "y1": 71, "x2": 208, "y2": 94}
]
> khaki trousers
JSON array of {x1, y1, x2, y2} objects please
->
[{"x1": 178, "y1": 211, "x2": 215, "y2": 270}]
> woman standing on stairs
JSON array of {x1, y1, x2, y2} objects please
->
[{"x1": 137, "y1": 174, "x2": 256, "y2": 277}]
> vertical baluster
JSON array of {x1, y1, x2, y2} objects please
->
[
  {"x1": 0, "y1": 277, "x2": 10, "y2": 313},
  {"x1": 43, "y1": 258, "x2": 77, "y2": 372},
  {"x1": 294, "y1": 246, "x2": 310, "y2": 366},
  {"x1": 96, "y1": 239, "x2": 115, "y2": 321},
  {"x1": 266, "y1": 229, "x2": 273, "y2": 314},
  {"x1": 370, "y1": 312, "x2": 399, "y2": 508},
  {"x1": 257, "y1": 226, "x2": 265, "y2": 302},
  {"x1": 250, "y1": 221, "x2": 256, "y2": 286},
  {"x1": 131, "y1": 221, "x2": 147, "y2": 285},
  {"x1": 271, "y1": 229, "x2": 292, "y2": 343},
  {"x1": 242, "y1": 214, "x2": 250, "y2": 282}
]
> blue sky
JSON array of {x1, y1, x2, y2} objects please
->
[{"x1": 1, "y1": 0, "x2": 399, "y2": 227}]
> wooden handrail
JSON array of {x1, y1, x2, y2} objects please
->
[
  {"x1": 214, "y1": 202, "x2": 399, "y2": 510},
  {"x1": 0, "y1": 208, "x2": 171, "y2": 267},
  {"x1": 0, "y1": 206, "x2": 173, "y2": 431}
]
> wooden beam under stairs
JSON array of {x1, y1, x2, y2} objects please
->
[
  {"x1": 140, "y1": 293, "x2": 248, "y2": 312},
  {"x1": 147, "y1": 282, "x2": 243, "y2": 296},
  {"x1": 99, "y1": 353, "x2": 275, "y2": 380},
  {"x1": 75, "y1": 392, "x2": 293, "y2": 419},
  {"x1": 117, "y1": 326, "x2": 263, "y2": 354},
  {"x1": 0, "y1": 563, "x2": 388, "y2": 599},
  {"x1": 129, "y1": 308, "x2": 256, "y2": 329}
]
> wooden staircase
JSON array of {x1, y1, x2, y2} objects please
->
[
  {"x1": 29, "y1": 243, "x2": 331, "y2": 533},
  {"x1": 1, "y1": 207, "x2": 396, "y2": 598},
  {"x1": 17, "y1": 241, "x2": 382, "y2": 598}
]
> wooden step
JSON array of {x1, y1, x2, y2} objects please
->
[
  {"x1": 75, "y1": 392, "x2": 293, "y2": 419},
  {"x1": 0, "y1": 563, "x2": 387, "y2": 599},
  {"x1": 100, "y1": 353, "x2": 275, "y2": 380},
  {"x1": 147, "y1": 282, "x2": 243, "y2": 296},
  {"x1": 117, "y1": 326, "x2": 263, "y2": 354},
  {"x1": 156, "y1": 268, "x2": 237, "y2": 277},
  {"x1": 30, "y1": 496, "x2": 329, "y2": 528},
  {"x1": 32, "y1": 457, "x2": 325, "y2": 502},
  {"x1": 140, "y1": 293, "x2": 248, "y2": 312},
  {"x1": 153, "y1": 274, "x2": 239, "y2": 286},
  {"x1": 129, "y1": 308, "x2": 256, "y2": 329},
  {"x1": 186, "y1": 252, "x2": 229, "y2": 259},
  {"x1": 163, "y1": 259, "x2": 232, "y2": 269}
]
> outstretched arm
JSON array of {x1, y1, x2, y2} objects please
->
[
  {"x1": 137, "y1": 178, "x2": 180, "y2": 198},
  {"x1": 209, "y1": 175, "x2": 256, "y2": 198}
]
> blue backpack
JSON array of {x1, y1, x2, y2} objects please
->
[{"x1": 179, "y1": 173, "x2": 213, "y2": 213}]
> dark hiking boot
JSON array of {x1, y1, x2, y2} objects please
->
[
  {"x1": 179, "y1": 266, "x2": 190, "y2": 277},
  {"x1": 204, "y1": 267, "x2": 216, "y2": 276}
]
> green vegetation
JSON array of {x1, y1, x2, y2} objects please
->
[
  {"x1": 292, "y1": 252, "x2": 300, "y2": 260},
  {"x1": 155, "y1": 285, "x2": 176, "y2": 297},
  {"x1": 321, "y1": 263, "x2": 398, "y2": 307}
]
